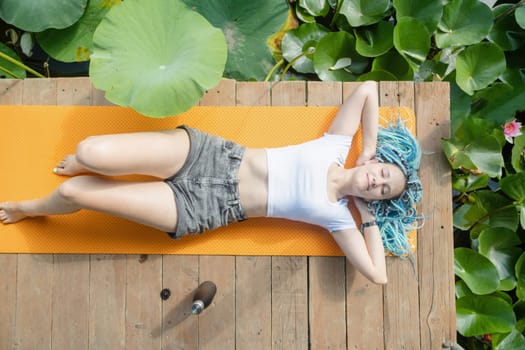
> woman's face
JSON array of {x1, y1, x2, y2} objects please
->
[{"x1": 353, "y1": 161, "x2": 406, "y2": 200}]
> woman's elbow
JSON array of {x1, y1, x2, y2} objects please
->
[{"x1": 371, "y1": 274, "x2": 388, "y2": 285}]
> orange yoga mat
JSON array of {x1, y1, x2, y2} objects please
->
[{"x1": 0, "y1": 105, "x2": 416, "y2": 255}]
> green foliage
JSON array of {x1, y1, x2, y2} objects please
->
[
  {"x1": 89, "y1": 0, "x2": 227, "y2": 117},
  {"x1": 0, "y1": 0, "x2": 88, "y2": 32}
]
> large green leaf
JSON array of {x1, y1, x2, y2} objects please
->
[
  {"x1": 298, "y1": 0, "x2": 330, "y2": 17},
  {"x1": 516, "y1": 252, "x2": 525, "y2": 300},
  {"x1": 0, "y1": 0, "x2": 88, "y2": 32},
  {"x1": 501, "y1": 172, "x2": 525, "y2": 201},
  {"x1": 453, "y1": 190, "x2": 518, "y2": 232},
  {"x1": 452, "y1": 173, "x2": 489, "y2": 193},
  {"x1": 339, "y1": 0, "x2": 390, "y2": 27},
  {"x1": 392, "y1": 0, "x2": 443, "y2": 33},
  {"x1": 471, "y1": 81, "x2": 525, "y2": 124},
  {"x1": 511, "y1": 134, "x2": 525, "y2": 173},
  {"x1": 478, "y1": 228, "x2": 522, "y2": 291},
  {"x1": 435, "y1": 0, "x2": 493, "y2": 48},
  {"x1": 488, "y1": 4, "x2": 525, "y2": 51},
  {"x1": 455, "y1": 248, "x2": 500, "y2": 295},
  {"x1": 281, "y1": 23, "x2": 330, "y2": 74},
  {"x1": 456, "y1": 295, "x2": 515, "y2": 337},
  {"x1": 313, "y1": 32, "x2": 368, "y2": 81},
  {"x1": 90, "y1": 0, "x2": 227, "y2": 117},
  {"x1": 442, "y1": 119, "x2": 504, "y2": 178},
  {"x1": 493, "y1": 328, "x2": 525, "y2": 350},
  {"x1": 0, "y1": 42, "x2": 26, "y2": 79},
  {"x1": 371, "y1": 50, "x2": 413, "y2": 80},
  {"x1": 36, "y1": 0, "x2": 120, "y2": 62},
  {"x1": 393, "y1": 17, "x2": 430, "y2": 70},
  {"x1": 455, "y1": 42, "x2": 506, "y2": 95},
  {"x1": 354, "y1": 21, "x2": 394, "y2": 58},
  {"x1": 183, "y1": 0, "x2": 289, "y2": 81},
  {"x1": 517, "y1": 5, "x2": 525, "y2": 30}
]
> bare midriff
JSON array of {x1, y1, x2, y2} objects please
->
[{"x1": 238, "y1": 148, "x2": 268, "y2": 218}]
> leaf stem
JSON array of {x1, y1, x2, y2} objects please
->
[
  {"x1": 279, "y1": 52, "x2": 308, "y2": 81},
  {"x1": 495, "y1": 0, "x2": 525, "y2": 22},
  {"x1": 264, "y1": 59, "x2": 284, "y2": 82},
  {"x1": 470, "y1": 202, "x2": 519, "y2": 228},
  {"x1": 0, "y1": 51, "x2": 45, "y2": 78},
  {"x1": 0, "y1": 65, "x2": 20, "y2": 79}
]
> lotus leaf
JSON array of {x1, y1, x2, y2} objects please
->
[
  {"x1": 392, "y1": 0, "x2": 443, "y2": 33},
  {"x1": 36, "y1": 0, "x2": 121, "y2": 63},
  {"x1": 452, "y1": 191, "x2": 518, "y2": 232},
  {"x1": 456, "y1": 42, "x2": 506, "y2": 95},
  {"x1": 0, "y1": 0, "x2": 88, "y2": 32},
  {"x1": 454, "y1": 247, "x2": 500, "y2": 295},
  {"x1": 478, "y1": 228, "x2": 522, "y2": 291},
  {"x1": 516, "y1": 252, "x2": 525, "y2": 300},
  {"x1": 313, "y1": 32, "x2": 368, "y2": 81},
  {"x1": 354, "y1": 21, "x2": 394, "y2": 57},
  {"x1": 0, "y1": 42, "x2": 26, "y2": 79},
  {"x1": 183, "y1": 0, "x2": 289, "y2": 81},
  {"x1": 393, "y1": 17, "x2": 430, "y2": 70},
  {"x1": 435, "y1": 0, "x2": 493, "y2": 48},
  {"x1": 339, "y1": 0, "x2": 390, "y2": 27},
  {"x1": 511, "y1": 134, "x2": 525, "y2": 173},
  {"x1": 456, "y1": 295, "x2": 515, "y2": 336},
  {"x1": 90, "y1": 0, "x2": 227, "y2": 117},
  {"x1": 492, "y1": 329, "x2": 525, "y2": 350},
  {"x1": 452, "y1": 173, "x2": 489, "y2": 193},
  {"x1": 357, "y1": 70, "x2": 397, "y2": 81},
  {"x1": 298, "y1": 0, "x2": 330, "y2": 17},
  {"x1": 371, "y1": 50, "x2": 412, "y2": 80},
  {"x1": 517, "y1": 5, "x2": 525, "y2": 30},
  {"x1": 500, "y1": 172, "x2": 525, "y2": 203},
  {"x1": 488, "y1": 4, "x2": 525, "y2": 51},
  {"x1": 282, "y1": 23, "x2": 330, "y2": 74},
  {"x1": 471, "y1": 82, "x2": 525, "y2": 124}
]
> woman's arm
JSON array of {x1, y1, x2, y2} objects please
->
[
  {"x1": 330, "y1": 197, "x2": 387, "y2": 284},
  {"x1": 327, "y1": 80, "x2": 379, "y2": 165}
]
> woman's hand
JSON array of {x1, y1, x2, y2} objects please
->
[
  {"x1": 356, "y1": 150, "x2": 376, "y2": 166},
  {"x1": 353, "y1": 197, "x2": 375, "y2": 222}
]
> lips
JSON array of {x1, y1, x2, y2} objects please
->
[{"x1": 366, "y1": 173, "x2": 370, "y2": 191}]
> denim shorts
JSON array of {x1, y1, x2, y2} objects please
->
[{"x1": 164, "y1": 125, "x2": 247, "y2": 239}]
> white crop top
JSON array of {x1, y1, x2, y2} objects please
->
[{"x1": 266, "y1": 133, "x2": 356, "y2": 233}]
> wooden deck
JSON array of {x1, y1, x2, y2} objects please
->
[{"x1": 0, "y1": 78, "x2": 455, "y2": 350}]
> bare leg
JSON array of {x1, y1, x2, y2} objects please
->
[
  {"x1": 0, "y1": 176, "x2": 177, "y2": 232},
  {"x1": 54, "y1": 129, "x2": 190, "y2": 178}
]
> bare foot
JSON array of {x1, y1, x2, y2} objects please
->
[
  {"x1": 53, "y1": 155, "x2": 89, "y2": 176},
  {"x1": 0, "y1": 202, "x2": 29, "y2": 224}
]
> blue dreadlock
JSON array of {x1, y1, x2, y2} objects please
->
[{"x1": 369, "y1": 120, "x2": 423, "y2": 256}]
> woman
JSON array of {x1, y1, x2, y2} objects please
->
[{"x1": 0, "y1": 81, "x2": 422, "y2": 284}]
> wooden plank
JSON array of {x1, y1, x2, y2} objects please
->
[
  {"x1": 0, "y1": 254, "x2": 17, "y2": 350},
  {"x1": 0, "y1": 79, "x2": 21, "y2": 350},
  {"x1": 197, "y1": 79, "x2": 237, "y2": 350},
  {"x1": 270, "y1": 81, "x2": 308, "y2": 350},
  {"x1": 343, "y1": 82, "x2": 385, "y2": 350},
  {"x1": 160, "y1": 255, "x2": 199, "y2": 350},
  {"x1": 271, "y1": 257, "x2": 308, "y2": 350},
  {"x1": 14, "y1": 255, "x2": 53, "y2": 350},
  {"x1": 125, "y1": 255, "x2": 162, "y2": 350},
  {"x1": 52, "y1": 255, "x2": 90, "y2": 350},
  {"x1": 379, "y1": 81, "x2": 421, "y2": 350},
  {"x1": 416, "y1": 82, "x2": 455, "y2": 349},
  {"x1": 307, "y1": 81, "x2": 347, "y2": 349},
  {"x1": 198, "y1": 256, "x2": 236, "y2": 350},
  {"x1": 270, "y1": 81, "x2": 306, "y2": 106},
  {"x1": 57, "y1": 77, "x2": 92, "y2": 105},
  {"x1": 22, "y1": 78, "x2": 57, "y2": 104},
  {"x1": 50, "y1": 77, "x2": 92, "y2": 350},
  {"x1": 235, "y1": 81, "x2": 272, "y2": 350},
  {"x1": 89, "y1": 255, "x2": 127, "y2": 350},
  {"x1": 12, "y1": 78, "x2": 59, "y2": 350}
]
